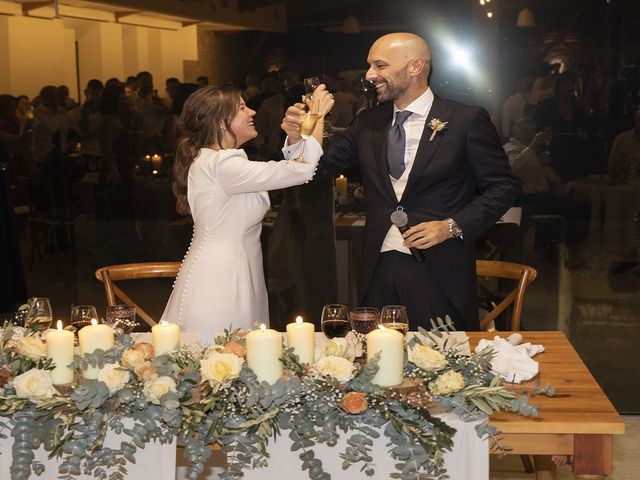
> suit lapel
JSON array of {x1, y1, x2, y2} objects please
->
[
  {"x1": 371, "y1": 103, "x2": 397, "y2": 203},
  {"x1": 401, "y1": 97, "x2": 453, "y2": 202}
]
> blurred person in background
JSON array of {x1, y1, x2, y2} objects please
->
[
  {"x1": 196, "y1": 76, "x2": 209, "y2": 88},
  {"x1": 99, "y1": 85, "x2": 137, "y2": 184},
  {"x1": 32, "y1": 85, "x2": 69, "y2": 170},
  {"x1": 15, "y1": 95, "x2": 31, "y2": 122},
  {"x1": 56, "y1": 85, "x2": 77, "y2": 112},
  {"x1": 68, "y1": 79, "x2": 104, "y2": 176},
  {"x1": 608, "y1": 109, "x2": 640, "y2": 182},
  {"x1": 330, "y1": 78, "x2": 358, "y2": 128},
  {"x1": 0, "y1": 94, "x2": 35, "y2": 181},
  {"x1": 131, "y1": 71, "x2": 169, "y2": 155},
  {"x1": 125, "y1": 76, "x2": 138, "y2": 98},
  {"x1": 242, "y1": 73, "x2": 260, "y2": 101},
  {"x1": 165, "y1": 77, "x2": 181, "y2": 104},
  {"x1": 502, "y1": 76, "x2": 533, "y2": 139},
  {"x1": 165, "y1": 83, "x2": 198, "y2": 154}
]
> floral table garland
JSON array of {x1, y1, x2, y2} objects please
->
[{"x1": 0, "y1": 307, "x2": 552, "y2": 480}]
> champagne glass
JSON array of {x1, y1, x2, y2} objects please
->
[
  {"x1": 296, "y1": 86, "x2": 321, "y2": 162},
  {"x1": 105, "y1": 305, "x2": 137, "y2": 333},
  {"x1": 380, "y1": 305, "x2": 409, "y2": 335},
  {"x1": 321, "y1": 304, "x2": 350, "y2": 339},
  {"x1": 70, "y1": 305, "x2": 98, "y2": 331},
  {"x1": 349, "y1": 307, "x2": 380, "y2": 335},
  {"x1": 27, "y1": 297, "x2": 53, "y2": 329}
]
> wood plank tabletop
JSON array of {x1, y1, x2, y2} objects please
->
[{"x1": 468, "y1": 331, "x2": 625, "y2": 436}]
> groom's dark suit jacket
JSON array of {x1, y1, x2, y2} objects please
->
[{"x1": 318, "y1": 96, "x2": 519, "y2": 330}]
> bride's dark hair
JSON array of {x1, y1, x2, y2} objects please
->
[{"x1": 172, "y1": 84, "x2": 239, "y2": 215}]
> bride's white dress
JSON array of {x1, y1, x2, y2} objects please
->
[{"x1": 161, "y1": 138, "x2": 321, "y2": 342}]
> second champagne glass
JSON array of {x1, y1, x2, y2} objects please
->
[
  {"x1": 380, "y1": 305, "x2": 409, "y2": 335},
  {"x1": 28, "y1": 297, "x2": 53, "y2": 329},
  {"x1": 321, "y1": 304, "x2": 350, "y2": 339}
]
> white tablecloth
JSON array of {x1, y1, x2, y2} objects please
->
[{"x1": 0, "y1": 428, "x2": 176, "y2": 480}]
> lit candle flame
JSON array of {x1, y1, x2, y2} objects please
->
[
  {"x1": 295, "y1": 316, "x2": 303, "y2": 325},
  {"x1": 57, "y1": 320, "x2": 63, "y2": 331},
  {"x1": 91, "y1": 318, "x2": 98, "y2": 326},
  {"x1": 259, "y1": 324, "x2": 266, "y2": 331},
  {"x1": 378, "y1": 325, "x2": 386, "y2": 330},
  {"x1": 160, "y1": 320, "x2": 168, "y2": 326},
  {"x1": 339, "y1": 175, "x2": 344, "y2": 179},
  {"x1": 152, "y1": 170, "x2": 158, "y2": 175}
]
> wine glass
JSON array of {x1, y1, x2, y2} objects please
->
[
  {"x1": 380, "y1": 305, "x2": 409, "y2": 335},
  {"x1": 349, "y1": 307, "x2": 380, "y2": 335},
  {"x1": 105, "y1": 305, "x2": 137, "y2": 333},
  {"x1": 70, "y1": 305, "x2": 98, "y2": 331},
  {"x1": 27, "y1": 297, "x2": 53, "y2": 329},
  {"x1": 321, "y1": 304, "x2": 350, "y2": 339}
]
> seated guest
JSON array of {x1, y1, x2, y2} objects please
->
[
  {"x1": 608, "y1": 109, "x2": 640, "y2": 181},
  {"x1": 504, "y1": 118, "x2": 588, "y2": 243}
]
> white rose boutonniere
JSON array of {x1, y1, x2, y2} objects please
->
[
  {"x1": 428, "y1": 118, "x2": 448, "y2": 142},
  {"x1": 13, "y1": 369, "x2": 58, "y2": 400},
  {"x1": 408, "y1": 344, "x2": 447, "y2": 371},
  {"x1": 143, "y1": 375, "x2": 178, "y2": 404},
  {"x1": 98, "y1": 363, "x2": 131, "y2": 394},
  {"x1": 313, "y1": 355, "x2": 355, "y2": 383},
  {"x1": 429, "y1": 370, "x2": 465, "y2": 395},
  {"x1": 200, "y1": 351, "x2": 244, "y2": 385},
  {"x1": 15, "y1": 336, "x2": 47, "y2": 361}
]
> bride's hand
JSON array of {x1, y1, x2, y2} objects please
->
[{"x1": 306, "y1": 84, "x2": 334, "y2": 117}]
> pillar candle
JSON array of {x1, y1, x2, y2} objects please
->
[
  {"x1": 336, "y1": 175, "x2": 348, "y2": 205},
  {"x1": 46, "y1": 320, "x2": 74, "y2": 385},
  {"x1": 246, "y1": 324, "x2": 283, "y2": 384},
  {"x1": 367, "y1": 325, "x2": 404, "y2": 387},
  {"x1": 286, "y1": 316, "x2": 315, "y2": 364},
  {"x1": 78, "y1": 318, "x2": 115, "y2": 379},
  {"x1": 151, "y1": 320, "x2": 180, "y2": 356}
]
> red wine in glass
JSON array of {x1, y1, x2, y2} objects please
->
[
  {"x1": 322, "y1": 319, "x2": 351, "y2": 339},
  {"x1": 350, "y1": 307, "x2": 380, "y2": 334}
]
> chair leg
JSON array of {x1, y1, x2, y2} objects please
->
[{"x1": 521, "y1": 454, "x2": 535, "y2": 473}]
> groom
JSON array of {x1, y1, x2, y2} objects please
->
[{"x1": 282, "y1": 33, "x2": 519, "y2": 331}]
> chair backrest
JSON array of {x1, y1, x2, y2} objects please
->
[
  {"x1": 476, "y1": 260, "x2": 538, "y2": 331},
  {"x1": 95, "y1": 262, "x2": 180, "y2": 327}
]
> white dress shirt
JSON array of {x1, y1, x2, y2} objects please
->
[{"x1": 381, "y1": 88, "x2": 434, "y2": 254}]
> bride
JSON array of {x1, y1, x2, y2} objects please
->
[{"x1": 160, "y1": 84, "x2": 333, "y2": 341}]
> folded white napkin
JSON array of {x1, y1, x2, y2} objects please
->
[{"x1": 474, "y1": 335, "x2": 544, "y2": 383}]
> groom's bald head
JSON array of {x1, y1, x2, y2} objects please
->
[{"x1": 369, "y1": 33, "x2": 432, "y2": 80}]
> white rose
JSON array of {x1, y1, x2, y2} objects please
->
[
  {"x1": 200, "y1": 351, "x2": 244, "y2": 385},
  {"x1": 16, "y1": 336, "x2": 47, "y2": 361},
  {"x1": 13, "y1": 369, "x2": 58, "y2": 400},
  {"x1": 408, "y1": 344, "x2": 447, "y2": 371},
  {"x1": 429, "y1": 370, "x2": 465, "y2": 395},
  {"x1": 121, "y1": 349, "x2": 146, "y2": 369},
  {"x1": 313, "y1": 355, "x2": 355, "y2": 383},
  {"x1": 143, "y1": 375, "x2": 177, "y2": 404},
  {"x1": 98, "y1": 363, "x2": 131, "y2": 394}
]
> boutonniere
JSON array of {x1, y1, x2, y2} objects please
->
[{"x1": 428, "y1": 118, "x2": 448, "y2": 142}]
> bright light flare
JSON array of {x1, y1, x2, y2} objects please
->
[{"x1": 449, "y1": 45, "x2": 471, "y2": 69}]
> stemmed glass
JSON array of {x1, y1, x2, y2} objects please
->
[
  {"x1": 295, "y1": 77, "x2": 322, "y2": 162},
  {"x1": 380, "y1": 305, "x2": 409, "y2": 335},
  {"x1": 27, "y1": 297, "x2": 53, "y2": 330},
  {"x1": 105, "y1": 305, "x2": 137, "y2": 334},
  {"x1": 349, "y1": 307, "x2": 380, "y2": 335},
  {"x1": 70, "y1": 305, "x2": 98, "y2": 331},
  {"x1": 321, "y1": 304, "x2": 350, "y2": 339}
]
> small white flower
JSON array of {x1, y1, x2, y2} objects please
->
[
  {"x1": 98, "y1": 363, "x2": 131, "y2": 394},
  {"x1": 143, "y1": 375, "x2": 177, "y2": 404},
  {"x1": 13, "y1": 369, "x2": 58, "y2": 400},
  {"x1": 313, "y1": 355, "x2": 355, "y2": 383}
]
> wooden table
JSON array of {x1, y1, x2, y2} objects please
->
[{"x1": 469, "y1": 331, "x2": 625, "y2": 479}]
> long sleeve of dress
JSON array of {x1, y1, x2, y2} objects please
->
[{"x1": 213, "y1": 137, "x2": 322, "y2": 195}]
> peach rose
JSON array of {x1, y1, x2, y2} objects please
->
[
  {"x1": 134, "y1": 361, "x2": 156, "y2": 382},
  {"x1": 340, "y1": 391, "x2": 368, "y2": 414},
  {"x1": 222, "y1": 342, "x2": 246, "y2": 358},
  {"x1": 133, "y1": 342, "x2": 155, "y2": 360}
]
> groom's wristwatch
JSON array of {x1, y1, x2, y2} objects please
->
[{"x1": 445, "y1": 218, "x2": 463, "y2": 239}]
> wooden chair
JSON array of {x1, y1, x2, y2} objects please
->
[
  {"x1": 476, "y1": 260, "x2": 538, "y2": 331},
  {"x1": 95, "y1": 262, "x2": 180, "y2": 327}
]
